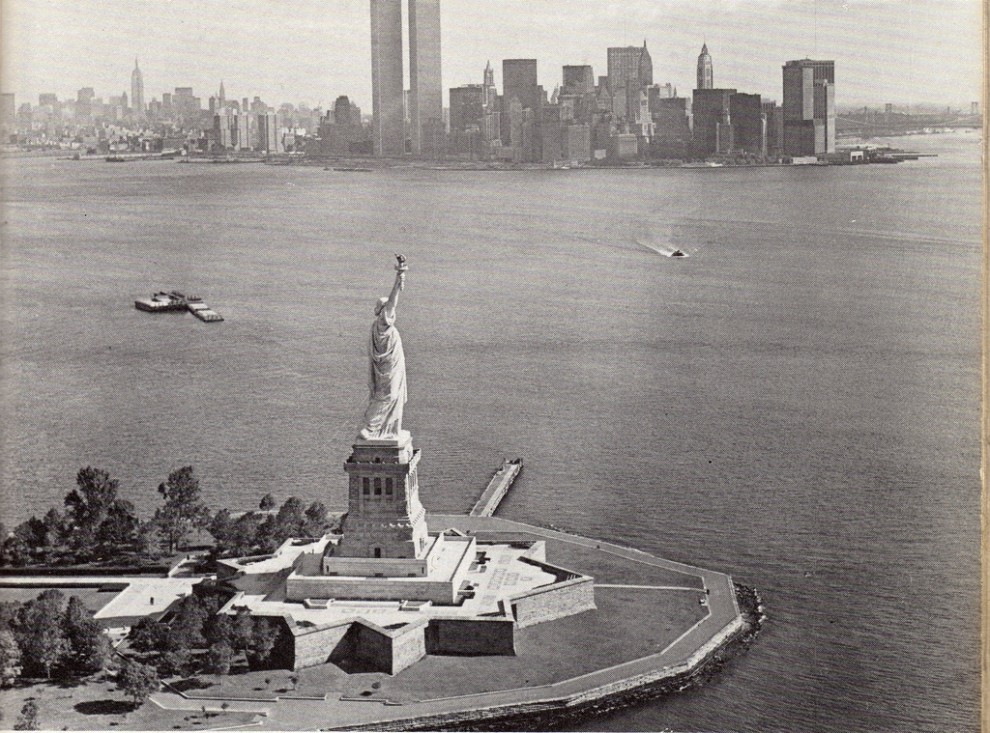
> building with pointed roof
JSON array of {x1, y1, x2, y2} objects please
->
[{"x1": 697, "y1": 43, "x2": 713, "y2": 90}]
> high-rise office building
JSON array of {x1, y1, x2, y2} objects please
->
[
  {"x1": 607, "y1": 42, "x2": 652, "y2": 90},
  {"x1": 728, "y1": 92, "x2": 764, "y2": 155},
  {"x1": 257, "y1": 111, "x2": 283, "y2": 153},
  {"x1": 782, "y1": 59, "x2": 835, "y2": 156},
  {"x1": 1, "y1": 93, "x2": 15, "y2": 132},
  {"x1": 409, "y1": 0, "x2": 442, "y2": 156},
  {"x1": 502, "y1": 59, "x2": 539, "y2": 111},
  {"x1": 692, "y1": 88, "x2": 735, "y2": 156},
  {"x1": 131, "y1": 59, "x2": 144, "y2": 115},
  {"x1": 370, "y1": 0, "x2": 405, "y2": 156},
  {"x1": 562, "y1": 65, "x2": 595, "y2": 95},
  {"x1": 697, "y1": 44, "x2": 713, "y2": 90},
  {"x1": 607, "y1": 42, "x2": 652, "y2": 119}
]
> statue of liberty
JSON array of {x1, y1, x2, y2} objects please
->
[{"x1": 358, "y1": 255, "x2": 409, "y2": 440}]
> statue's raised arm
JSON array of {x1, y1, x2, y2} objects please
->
[{"x1": 358, "y1": 256, "x2": 409, "y2": 441}]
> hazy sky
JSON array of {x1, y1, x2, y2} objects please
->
[{"x1": 1, "y1": 0, "x2": 982, "y2": 110}]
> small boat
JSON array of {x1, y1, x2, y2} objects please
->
[{"x1": 670, "y1": 249, "x2": 686, "y2": 257}]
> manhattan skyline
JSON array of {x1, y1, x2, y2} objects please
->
[{"x1": 1, "y1": 0, "x2": 982, "y2": 110}]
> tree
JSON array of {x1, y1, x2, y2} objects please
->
[
  {"x1": 64, "y1": 467, "x2": 120, "y2": 550},
  {"x1": 0, "y1": 535, "x2": 30, "y2": 567},
  {"x1": 204, "y1": 613, "x2": 234, "y2": 647},
  {"x1": 15, "y1": 589, "x2": 69, "y2": 679},
  {"x1": 229, "y1": 608, "x2": 254, "y2": 656},
  {"x1": 273, "y1": 497, "x2": 305, "y2": 543},
  {"x1": 128, "y1": 617, "x2": 169, "y2": 654},
  {"x1": 302, "y1": 501, "x2": 331, "y2": 537},
  {"x1": 0, "y1": 629, "x2": 22, "y2": 687},
  {"x1": 204, "y1": 642, "x2": 233, "y2": 677},
  {"x1": 14, "y1": 700, "x2": 38, "y2": 730},
  {"x1": 248, "y1": 618, "x2": 278, "y2": 667},
  {"x1": 117, "y1": 659, "x2": 159, "y2": 706},
  {"x1": 62, "y1": 596, "x2": 111, "y2": 675},
  {"x1": 96, "y1": 499, "x2": 141, "y2": 551},
  {"x1": 170, "y1": 595, "x2": 209, "y2": 652},
  {"x1": 259, "y1": 494, "x2": 276, "y2": 511},
  {"x1": 156, "y1": 648, "x2": 192, "y2": 677},
  {"x1": 154, "y1": 466, "x2": 211, "y2": 553}
]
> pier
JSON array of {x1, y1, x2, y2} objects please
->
[{"x1": 470, "y1": 458, "x2": 523, "y2": 516}]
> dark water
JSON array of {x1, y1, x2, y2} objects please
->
[{"x1": 0, "y1": 133, "x2": 981, "y2": 732}]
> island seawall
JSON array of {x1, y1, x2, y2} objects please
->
[{"x1": 340, "y1": 583, "x2": 763, "y2": 732}]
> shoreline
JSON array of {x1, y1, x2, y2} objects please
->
[{"x1": 345, "y1": 584, "x2": 764, "y2": 732}]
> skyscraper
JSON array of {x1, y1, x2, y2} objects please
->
[
  {"x1": 607, "y1": 42, "x2": 652, "y2": 119},
  {"x1": 607, "y1": 42, "x2": 652, "y2": 90},
  {"x1": 130, "y1": 59, "x2": 144, "y2": 115},
  {"x1": 782, "y1": 59, "x2": 835, "y2": 156},
  {"x1": 408, "y1": 0, "x2": 442, "y2": 156},
  {"x1": 370, "y1": 0, "x2": 405, "y2": 156},
  {"x1": 696, "y1": 44, "x2": 713, "y2": 90},
  {"x1": 502, "y1": 59, "x2": 539, "y2": 111}
]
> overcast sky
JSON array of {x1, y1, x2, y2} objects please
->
[{"x1": 1, "y1": 0, "x2": 982, "y2": 110}]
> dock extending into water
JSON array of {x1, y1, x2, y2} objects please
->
[{"x1": 470, "y1": 458, "x2": 523, "y2": 517}]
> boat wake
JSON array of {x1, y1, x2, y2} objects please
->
[{"x1": 635, "y1": 238, "x2": 688, "y2": 258}]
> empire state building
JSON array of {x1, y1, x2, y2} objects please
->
[{"x1": 131, "y1": 59, "x2": 145, "y2": 115}]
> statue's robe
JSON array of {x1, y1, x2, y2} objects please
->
[{"x1": 359, "y1": 305, "x2": 407, "y2": 439}]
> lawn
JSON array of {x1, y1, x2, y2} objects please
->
[
  {"x1": 175, "y1": 584, "x2": 707, "y2": 706},
  {"x1": 0, "y1": 675, "x2": 259, "y2": 731}
]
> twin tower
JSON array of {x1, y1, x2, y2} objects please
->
[{"x1": 370, "y1": 0, "x2": 443, "y2": 157}]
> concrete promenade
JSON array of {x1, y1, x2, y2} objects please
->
[{"x1": 148, "y1": 515, "x2": 745, "y2": 731}]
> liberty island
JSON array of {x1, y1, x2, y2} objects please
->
[{"x1": 0, "y1": 256, "x2": 760, "y2": 731}]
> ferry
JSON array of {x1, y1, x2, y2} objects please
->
[
  {"x1": 134, "y1": 291, "x2": 189, "y2": 312},
  {"x1": 135, "y1": 291, "x2": 222, "y2": 322}
]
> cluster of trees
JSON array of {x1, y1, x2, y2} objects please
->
[
  {"x1": 208, "y1": 494, "x2": 337, "y2": 559},
  {"x1": 1, "y1": 466, "x2": 340, "y2": 568},
  {"x1": 0, "y1": 466, "x2": 211, "y2": 567},
  {"x1": 0, "y1": 589, "x2": 111, "y2": 685},
  {"x1": 128, "y1": 585, "x2": 281, "y2": 677}
]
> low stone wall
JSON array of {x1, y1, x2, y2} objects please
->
[
  {"x1": 426, "y1": 617, "x2": 516, "y2": 656},
  {"x1": 507, "y1": 575, "x2": 596, "y2": 629}
]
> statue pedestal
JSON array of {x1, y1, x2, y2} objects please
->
[{"x1": 325, "y1": 432, "x2": 429, "y2": 574}]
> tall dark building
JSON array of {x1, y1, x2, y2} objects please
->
[
  {"x1": 130, "y1": 58, "x2": 144, "y2": 115},
  {"x1": 562, "y1": 65, "x2": 595, "y2": 95},
  {"x1": 607, "y1": 42, "x2": 652, "y2": 119},
  {"x1": 782, "y1": 59, "x2": 835, "y2": 156},
  {"x1": 370, "y1": 0, "x2": 405, "y2": 156},
  {"x1": 409, "y1": 0, "x2": 442, "y2": 155},
  {"x1": 729, "y1": 93, "x2": 764, "y2": 155},
  {"x1": 697, "y1": 43, "x2": 713, "y2": 90},
  {"x1": 502, "y1": 59, "x2": 539, "y2": 111},
  {"x1": 692, "y1": 88, "x2": 735, "y2": 156}
]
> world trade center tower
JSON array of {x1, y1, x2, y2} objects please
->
[
  {"x1": 408, "y1": 0, "x2": 442, "y2": 156},
  {"x1": 370, "y1": 0, "x2": 404, "y2": 156}
]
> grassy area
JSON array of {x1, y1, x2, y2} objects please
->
[
  {"x1": 376, "y1": 586, "x2": 707, "y2": 702},
  {"x1": 174, "y1": 585, "x2": 706, "y2": 706},
  {"x1": 0, "y1": 675, "x2": 259, "y2": 731}
]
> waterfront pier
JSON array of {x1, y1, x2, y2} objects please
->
[{"x1": 470, "y1": 458, "x2": 523, "y2": 516}]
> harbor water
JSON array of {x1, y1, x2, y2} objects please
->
[{"x1": 0, "y1": 132, "x2": 981, "y2": 732}]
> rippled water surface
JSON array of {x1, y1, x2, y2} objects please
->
[{"x1": 0, "y1": 133, "x2": 981, "y2": 732}]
